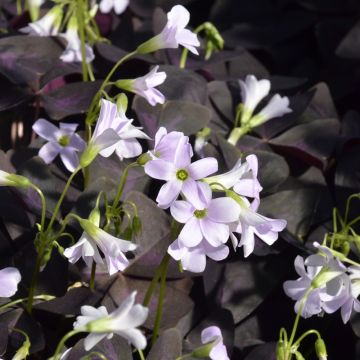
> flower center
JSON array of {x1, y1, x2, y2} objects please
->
[
  {"x1": 194, "y1": 209, "x2": 207, "y2": 219},
  {"x1": 176, "y1": 169, "x2": 188, "y2": 181},
  {"x1": 58, "y1": 135, "x2": 70, "y2": 147}
]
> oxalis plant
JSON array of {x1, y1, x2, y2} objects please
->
[{"x1": 0, "y1": 0, "x2": 359, "y2": 359}]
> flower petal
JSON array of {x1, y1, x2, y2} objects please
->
[
  {"x1": 207, "y1": 197, "x2": 240, "y2": 223},
  {"x1": 33, "y1": 118, "x2": 59, "y2": 142},
  {"x1": 200, "y1": 219, "x2": 229, "y2": 247},
  {"x1": 179, "y1": 217, "x2": 202, "y2": 247},
  {"x1": 0, "y1": 267, "x2": 21, "y2": 297},
  {"x1": 156, "y1": 179, "x2": 182, "y2": 209},
  {"x1": 187, "y1": 157, "x2": 218, "y2": 180},
  {"x1": 60, "y1": 147, "x2": 79, "y2": 172},
  {"x1": 144, "y1": 160, "x2": 175, "y2": 181},
  {"x1": 84, "y1": 333, "x2": 108, "y2": 351},
  {"x1": 38, "y1": 141, "x2": 61, "y2": 164},
  {"x1": 170, "y1": 200, "x2": 194, "y2": 223}
]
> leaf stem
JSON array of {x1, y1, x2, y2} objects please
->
[
  {"x1": 151, "y1": 254, "x2": 170, "y2": 346},
  {"x1": 52, "y1": 329, "x2": 82, "y2": 360}
]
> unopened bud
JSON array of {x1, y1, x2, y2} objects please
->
[
  {"x1": 276, "y1": 340, "x2": 286, "y2": 360},
  {"x1": 315, "y1": 338, "x2": 327, "y2": 360}
]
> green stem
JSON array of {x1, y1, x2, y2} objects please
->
[
  {"x1": 77, "y1": 0, "x2": 89, "y2": 82},
  {"x1": 30, "y1": 184, "x2": 47, "y2": 232},
  {"x1": 46, "y1": 167, "x2": 81, "y2": 232},
  {"x1": 293, "y1": 329, "x2": 322, "y2": 348},
  {"x1": 89, "y1": 261, "x2": 96, "y2": 290},
  {"x1": 0, "y1": 294, "x2": 54, "y2": 312},
  {"x1": 138, "y1": 349, "x2": 145, "y2": 360},
  {"x1": 26, "y1": 246, "x2": 44, "y2": 314},
  {"x1": 143, "y1": 254, "x2": 170, "y2": 307},
  {"x1": 179, "y1": 23, "x2": 205, "y2": 69},
  {"x1": 52, "y1": 329, "x2": 82, "y2": 360},
  {"x1": 151, "y1": 254, "x2": 170, "y2": 346},
  {"x1": 227, "y1": 126, "x2": 250, "y2": 146},
  {"x1": 111, "y1": 162, "x2": 138, "y2": 212},
  {"x1": 286, "y1": 287, "x2": 313, "y2": 357},
  {"x1": 85, "y1": 51, "x2": 137, "y2": 129}
]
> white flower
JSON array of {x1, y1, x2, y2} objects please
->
[
  {"x1": 63, "y1": 216, "x2": 137, "y2": 275},
  {"x1": 59, "y1": 17, "x2": 94, "y2": 64},
  {"x1": 73, "y1": 291, "x2": 148, "y2": 351},
  {"x1": 92, "y1": 99, "x2": 150, "y2": 160},
  {"x1": 32, "y1": 119, "x2": 86, "y2": 172},
  {"x1": 99, "y1": 0, "x2": 129, "y2": 14},
  {"x1": 203, "y1": 155, "x2": 262, "y2": 202},
  {"x1": 230, "y1": 197, "x2": 286, "y2": 257},
  {"x1": 137, "y1": 5, "x2": 200, "y2": 55},
  {"x1": 0, "y1": 267, "x2": 21, "y2": 297},
  {"x1": 170, "y1": 182, "x2": 240, "y2": 248},
  {"x1": 201, "y1": 326, "x2": 229, "y2": 360},
  {"x1": 20, "y1": 5, "x2": 62, "y2": 36},
  {"x1": 79, "y1": 103, "x2": 121, "y2": 168},
  {"x1": 116, "y1": 66, "x2": 167, "y2": 106},
  {"x1": 283, "y1": 252, "x2": 347, "y2": 318},
  {"x1": 239, "y1": 75, "x2": 292, "y2": 126},
  {"x1": 150, "y1": 127, "x2": 193, "y2": 163}
]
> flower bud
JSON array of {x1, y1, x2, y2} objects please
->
[
  {"x1": 0, "y1": 170, "x2": 32, "y2": 188},
  {"x1": 136, "y1": 152, "x2": 152, "y2": 166},
  {"x1": 116, "y1": 93, "x2": 128, "y2": 114},
  {"x1": 276, "y1": 340, "x2": 286, "y2": 360},
  {"x1": 315, "y1": 338, "x2": 327, "y2": 360}
]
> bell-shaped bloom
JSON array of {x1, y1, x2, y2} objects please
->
[
  {"x1": 20, "y1": 5, "x2": 62, "y2": 36},
  {"x1": 0, "y1": 267, "x2": 21, "y2": 298},
  {"x1": 239, "y1": 75, "x2": 271, "y2": 123},
  {"x1": 230, "y1": 197, "x2": 286, "y2": 257},
  {"x1": 145, "y1": 141, "x2": 218, "y2": 209},
  {"x1": 73, "y1": 291, "x2": 148, "y2": 351},
  {"x1": 239, "y1": 75, "x2": 292, "y2": 126},
  {"x1": 116, "y1": 66, "x2": 166, "y2": 106},
  {"x1": 64, "y1": 215, "x2": 137, "y2": 275},
  {"x1": 92, "y1": 99, "x2": 150, "y2": 160},
  {"x1": 79, "y1": 103, "x2": 122, "y2": 168},
  {"x1": 250, "y1": 94, "x2": 292, "y2": 128},
  {"x1": 99, "y1": 0, "x2": 129, "y2": 14},
  {"x1": 59, "y1": 17, "x2": 95, "y2": 63},
  {"x1": 137, "y1": 5, "x2": 200, "y2": 55},
  {"x1": 201, "y1": 326, "x2": 229, "y2": 360},
  {"x1": 150, "y1": 127, "x2": 193, "y2": 163},
  {"x1": 32, "y1": 119, "x2": 86, "y2": 172},
  {"x1": 204, "y1": 155, "x2": 262, "y2": 203},
  {"x1": 168, "y1": 238, "x2": 229, "y2": 273},
  {"x1": 0, "y1": 170, "x2": 31, "y2": 188},
  {"x1": 170, "y1": 182, "x2": 240, "y2": 247}
]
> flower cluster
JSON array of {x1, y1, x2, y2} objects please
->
[
  {"x1": 284, "y1": 242, "x2": 360, "y2": 323},
  {"x1": 144, "y1": 128, "x2": 286, "y2": 272},
  {"x1": 33, "y1": 98, "x2": 150, "y2": 172}
]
